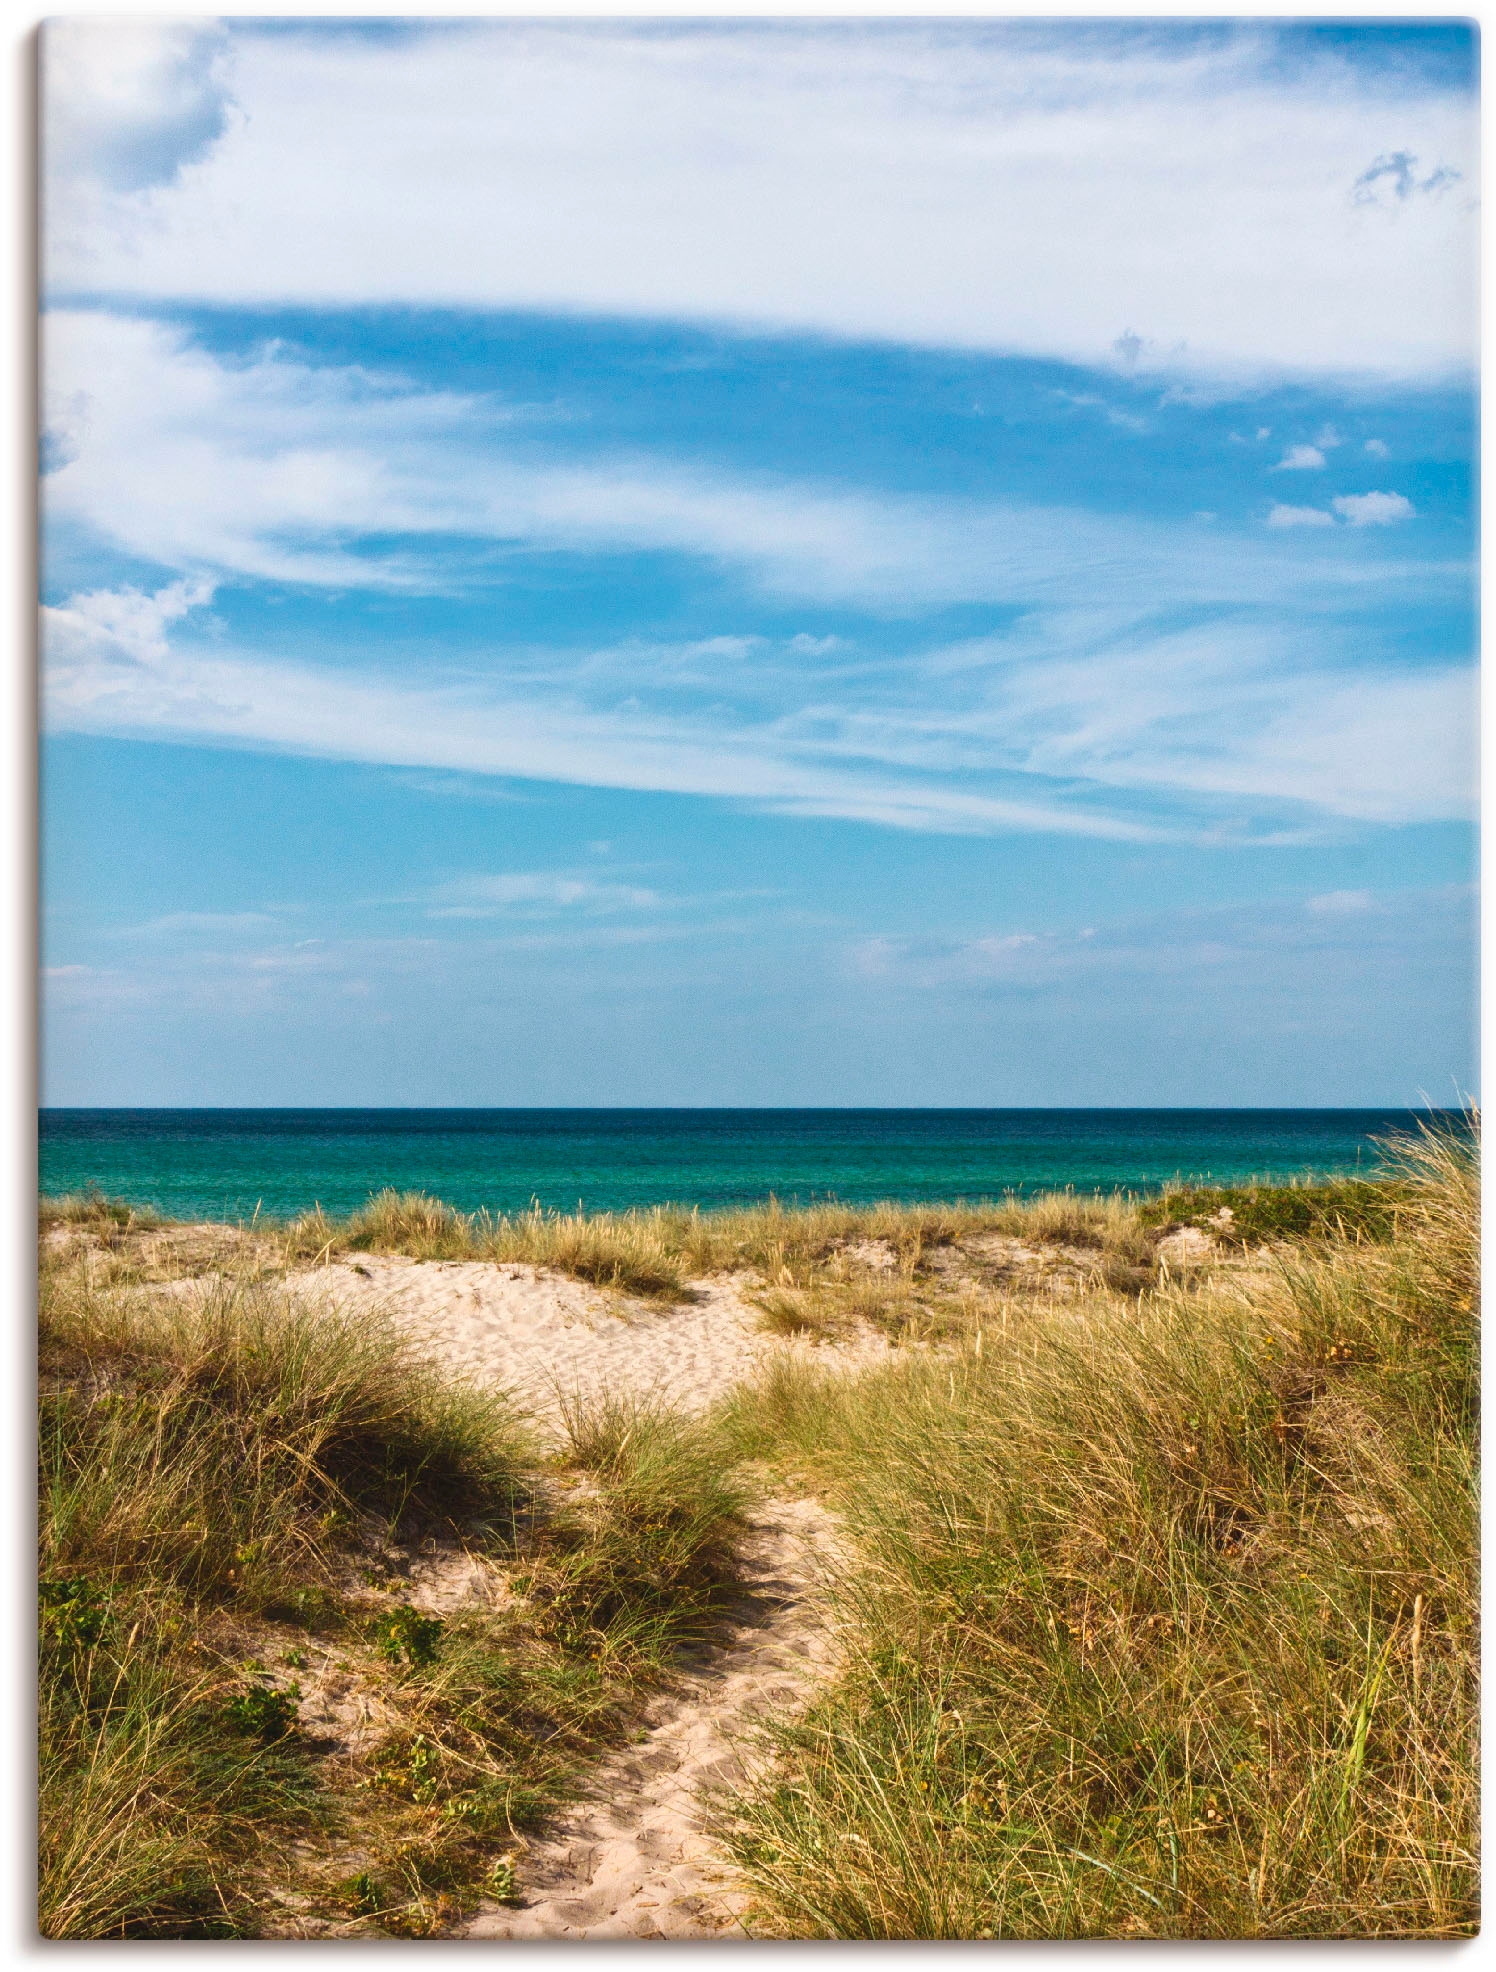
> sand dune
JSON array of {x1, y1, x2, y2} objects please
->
[{"x1": 290, "y1": 1254, "x2": 894, "y2": 1429}]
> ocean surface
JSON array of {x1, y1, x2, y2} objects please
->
[{"x1": 37, "y1": 1108, "x2": 1440, "y2": 1223}]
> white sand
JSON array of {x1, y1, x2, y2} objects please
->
[{"x1": 290, "y1": 1254, "x2": 894, "y2": 1430}]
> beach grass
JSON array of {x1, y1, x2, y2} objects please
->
[
  {"x1": 41, "y1": 1275, "x2": 530, "y2": 1600},
  {"x1": 38, "y1": 1129, "x2": 1476, "y2": 1937},
  {"x1": 706, "y1": 1125, "x2": 1478, "y2": 1937},
  {"x1": 37, "y1": 1260, "x2": 751, "y2": 1938},
  {"x1": 44, "y1": 1154, "x2": 1423, "y2": 1319},
  {"x1": 40, "y1": 1188, "x2": 163, "y2": 1234},
  {"x1": 39, "y1": 1168, "x2": 1414, "y2": 1304}
]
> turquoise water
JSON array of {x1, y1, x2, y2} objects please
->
[{"x1": 37, "y1": 1109, "x2": 1437, "y2": 1223}]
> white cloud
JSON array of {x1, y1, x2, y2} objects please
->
[
  {"x1": 41, "y1": 19, "x2": 232, "y2": 195},
  {"x1": 1275, "y1": 445, "x2": 1327, "y2": 471},
  {"x1": 1267, "y1": 503, "x2": 1334, "y2": 529},
  {"x1": 41, "y1": 311, "x2": 505, "y2": 590},
  {"x1": 44, "y1": 574, "x2": 217, "y2": 667},
  {"x1": 42, "y1": 576, "x2": 228, "y2": 732},
  {"x1": 1306, "y1": 889, "x2": 1377, "y2": 914},
  {"x1": 1333, "y1": 490, "x2": 1415, "y2": 526},
  {"x1": 428, "y1": 873, "x2": 662, "y2": 918},
  {"x1": 1364, "y1": 437, "x2": 1391, "y2": 458},
  {"x1": 39, "y1": 579, "x2": 1476, "y2": 836},
  {"x1": 40, "y1": 583, "x2": 1167, "y2": 841},
  {"x1": 41, "y1": 19, "x2": 1477, "y2": 382},
  {"x1": 44, "y1": 312, "x2": 1454, "y2": 620}
]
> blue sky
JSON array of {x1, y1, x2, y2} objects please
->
[{"x1": 39, "y1": 17, "x2": 1477, "y2": 1106}]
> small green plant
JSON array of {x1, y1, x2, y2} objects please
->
[
  {"x1": 340, "y1": 1869, "x2": 385, "y2": 1918},
  {"x1": 39, "y1": 1576, "x2": 110, "y2": 1650},
  {"x1": 487, "y1": 1854, "x2": 519, "y2": 1905},
  {"x1": 1138, "y1": 1178, "x2": 1411, "y2": 1246},
  {"x1": 223, "y1": 1680, "x2": 299, "y2": 1743},
  {"x1": 754, "y1": 1287, "x2": 838, "y2": 1337},
  {"x1": 374, "y1": 1604, "x2": 445, "y2": 1667},
  {"x1": 371, "y1": 1731, "x2": 445, "y2": 1802}
]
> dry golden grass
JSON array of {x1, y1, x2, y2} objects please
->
[
  {"x1": 38, "y1": 1260, "x2": 750, "y2": 1939},
  {"x1": 709, "y1": 1125, "x2": 1478, "y2": 1937},
  {"x1": 50, "y1": 1167, "x2": 1413, "y2": 1312},
  {"x1": 39, "y1": 1129, "x2": 1472, "y2": 1938}
]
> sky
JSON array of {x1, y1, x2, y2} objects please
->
[{"x1": 38, "y1": 15, "x2": 1478, "y2": 1108}]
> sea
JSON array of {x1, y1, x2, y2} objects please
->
[{"x1": 36, "y1": 1108, "x2": 1443, "y2": 1224}]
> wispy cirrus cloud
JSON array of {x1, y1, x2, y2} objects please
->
[
  {"x1": 43, "y1": 19, "x2": 1476, "y2": 383},
  {"x1": 40, "y1": 574, "x2": 1474, "y2": 837},
  {"x1": 37, "y1": 312, "x2": 1467, "y2": 845},
  {"x1": 43, "y1": 313, "x2": 1454, "y2": 618},
  {"x1": 40, "y1": 588, "x2": 1165, "y2": 841}
]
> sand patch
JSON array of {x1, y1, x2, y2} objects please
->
[
  {"x1": 1156, "y1": 1224, "x2": 1218, "y2": 1273},
  {"x1": 287, "y1": 1256, "x2": 894, "y2": 1427},
  {"x1": 271, "y1": 1260, "x2": 860, "y2": 1938}
]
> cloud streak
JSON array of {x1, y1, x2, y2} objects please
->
[
  {"x1": 427, "y1": 873, "x2": 664, "y2": 919},
  {"x1": 42, "y1": 19, "x2": 1477, "y2": 383},
  {"x1": 43, "y1": 312, "x2": 1453, "y2": 620},
  {"x1": 846, "y1": 882, "x2": 1473, "y2": 997},
  {"x1": 41, "y1": 577, "x2": 1474, "y2": 838}
]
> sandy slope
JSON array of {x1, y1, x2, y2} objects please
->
[{"x1": 290, "y1": 1253, "x2": 893, "y2": 1426}]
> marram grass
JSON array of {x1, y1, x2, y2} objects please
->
[
  {"x1": 38, "y1": 1127, "x2": 1477, "y2": 1937},
  {"x1": 37, "y1": 1271, "x2": 747, "y2": 1938},
  {"x1": 708, "y1": 1126, "x2": 1478, "y2": 1937}
]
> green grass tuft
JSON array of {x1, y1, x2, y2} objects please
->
[{"x1": 41, "y1": 1274, "x2": 531, "y2": 1600}]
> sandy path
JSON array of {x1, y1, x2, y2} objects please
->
[
  {"x1": 275, "y1": 1255, "x2": 858, "y2": 1938},
  {"x1": 291, "y1": 1254, "x2": 892, "y2": 1425},
  {"x1": 462, "y1": 1495, "x2": 838, "y2": 1941}
]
